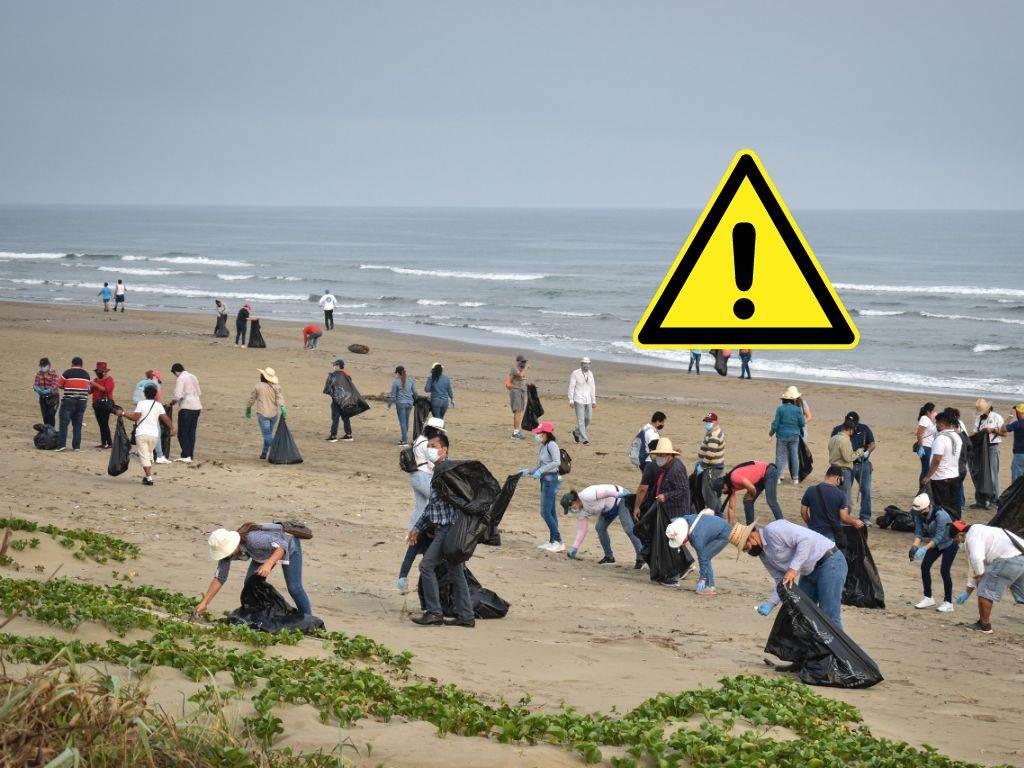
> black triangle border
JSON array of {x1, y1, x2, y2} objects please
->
[{"x1": 636, "y1": 153, "x2": 856, "y2": 345}]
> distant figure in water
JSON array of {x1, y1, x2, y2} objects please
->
[
  {"x1": 739, "y1": 349, "x2": 753, "y2": 379},
  {"x1": 688, "y1": 350, "x2": 702, "y2": 375},
  {"x1": 98, "y1": 282, "x2": 112, "y2": 312},
  {"x1": 114, "y1": 279, "x2": 126, "y2": 312}
]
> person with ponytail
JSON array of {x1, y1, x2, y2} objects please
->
[
  {"x1": 916, "y1": 401, "x2": 937, "y2": 485},
  {"x1": 388, "y1": 365, "x2": 418, "y2": 445}
]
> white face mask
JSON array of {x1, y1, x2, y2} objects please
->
[
  {"x1": 535, "y1": 434, "x2": 543, "y2": 444},
  {"x1": 426, "y1": 447, "x2": 440, "y2": 463},
  {"x1": 654, "y1": 456, "x2": 670, "y2": 467}
]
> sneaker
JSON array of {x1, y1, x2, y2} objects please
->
[
  {"x1": 537, "y1": 542, "x2": 553, "y2": 550},
  {"x1": 155, "y1": 457, "x2": 171, "y2": 464},
  {"x1": 969, "y1": 502, "x2": 988, "y2": 510},
  {"x1": 55, "y1": 446, "x2": 67, "y2": 452},
  {"x1": 410, "y1": 612, "x2": 444, "y2": 626},
  {"x1": 327, "y1": 436, "x2": 339, "y2": 443},
  {"x1": 341, "y1": 435, "x2": 353, "y2": 441},
  {"x1": 547, "y1": 542, "x2": 566, "y2": 553},
  {"x1": 582, "y1": 440, "x2": 590, "y2": 446},
  {"x1": 396, "y1": 577, "x2": 408, "y2": 594},
  {"x1": 697, "y1": 587, "x2": 716, "y2": 597},
  {"x1": 511, "y1": 431, "x2": 525, "y2": 440},
  {"x1": 966, "y1": 620, "x2": 993, "y2": 634},
  {"x1": 176, "y1": 457, "x2": 192, "y2": 463},
  {"x1": 937, "y1": 601, "x2": 955, "y2": 613},
  {"x1": 259, "y1": 451, "x2": 267, "y2": 460},
  {"x1": 444, "y1": 617, "x2": 476, "y2": 628},
  {"x1": 572, "y1": 429, "x2": 581, "y2": 444},
  {"x1": 142, "y1": 477, "x2": 154, "y2": 486},
  {"x1": 598, "y1": 556, "x2": 615, "y2": 564},
  {"x1": 566, "y1": 548, "x2": 578, "y2": 559},
  {"x1": 915, "y1": 596, "x2": 936, "y2": 609},
  {"x1": 634, "y1": 558, "x2": 646, "y2": 570}
]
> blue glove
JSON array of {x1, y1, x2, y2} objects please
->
[
  {"x1": 756, "y1": 601, "x2": 775, "y2": 617},
  {"x1": 956, "y1": 591, "x2": 970, "y2": 605},
  {"x1": 532, "y1": 469, "x2": 543, "y2": 480},
  {"x1": 519, "y1": 468, "x2": 530, "y2": 477},
  {"x1": 695, "y1": 462, "x2": 705, "y2": 475},
  {"x1": 616, "y1": 490, "x2": 631, "y2": 498},
  {"x1": 916, "y1": 446, "x2": 926, "y2": 458},
  {"x1": 914, "y1": 546, "x2": 927, "y2": 561}
]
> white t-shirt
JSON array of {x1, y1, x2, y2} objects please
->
[
  {"x1": 918, "y1": 415, "x2": 937, "y2": 448},
  {"x1": 319, "y1": 294, "x2": 337, "y2": 311},
  {"x1": 134, "y1": 400, "x2": 166, "y2": 438},
  {"x1": 930, "y1": 430, "x2": 961, "y2": 480}
]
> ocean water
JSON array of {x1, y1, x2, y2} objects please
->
[{"x1": 0, "y1": 205, "x2": 1021, "y2": 398}]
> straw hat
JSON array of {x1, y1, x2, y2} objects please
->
[
  {"x1": 208, "y1": 529, "x2": 241, "y2": 560},
  {"x1": 424, "y1": 416, "x2": 446, "y2": 432},
  {"x1": 665, "y1": 518, "x2": 689, "y2": 549},
  {"x1": 975, "y1": 398, "x2": 991, "y2": 413},
  {"x1": 258, "y1": 367, "x2": 279, "y2": 385},
  {"x1": 782, "y1": 385, "x2": 801, "y2": 400},
  {"x1": 648, "y1": 437, "x2": 680, "y2": 456},
  {"x1": 728, "y1": 522, "x2": 757, "y2": 559},
  {"x1": 1014, "y1": 403, "x2": 1024, "y2": 416},
  {"x1": 910, "y1": 493, "x2": 931, "y2": 512},
  {"x1": 580, "y1": 357, "x2": 591, "y2": 364}
]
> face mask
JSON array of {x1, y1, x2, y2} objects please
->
[
  {"x1": 747, "y1": 544, "x2": 764, "y2": 557},
  {"x1": 654, "y1": 456, "x2": 669, "y2": 467},
  {"x1": 535, "y1": 434, "x2": 543, "y2": 444},
  {"x1": 426, "y1": 447, "x2": 440, "y2": 463},
  {"x1": 581, "y1": 365, "x2": 590, "y2": 373},
  {"x1": 39, "y1": 366, "x2": 48, "y2": 373},
  {"x1": 703, "y1": 422, "x2": 714, "y2": 433}
]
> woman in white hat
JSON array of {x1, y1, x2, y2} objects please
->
[
  {"x1": 195, "y1": 523, "x2": 312, "y2": 618},
  {"x1": 769, "y1": 386, "x2": 807, "y2": 484},
  {"x1": 246, "y1": 368, "x2": 286, "y2": 460},
  {"x1": 909, "y1": 493, "x2": 959, "y2": 612},
  {"x1": 397, "y1": 416, "x2": 447, "y2": 593},
  {"x1": 665, "y1": 509, "x2": 734, "y2": 595}
]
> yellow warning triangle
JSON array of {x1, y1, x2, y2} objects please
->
[{"x1": 634, "y1": 150, "x2": 858, "y2": 349}]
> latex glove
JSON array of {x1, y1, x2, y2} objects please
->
[
  {"x1": 696, "y1": 579, "x2": 709, "y2": 594},
  {"x1": 279, "y1": 406, "x2": 287, "y2": 417},
  {"x1": 532, "y1": 469, "x2": 543, "y2": 480},
  {"x1": 914, "y1": 546, "x2": 927, "y2": 561},
  {"x1": 519, "y1": 468, "x2": 530, "y2": 477},
  {"x1": 916, "y1": 446, "x2": 926, "y2": 458},
  {"x1": 41, "y1": 387, "x2": 51, "y2": 395},
  {"x1": 616, "y1": 490, "x2": 631, "y2": 499},
  {"x1": 695, "y1": 462, "x2": 705, "y2": 475},
  {"x1": 862, "y1": 450, "x2": 871, "y2": 461},
  {"x1": 244, "y1": 407, "x2": 252, "y2": 419},
  {"x1": 756, "y1": 602, "x2": 775, "y2": 617},
  {"x1": 956, "y1": 591, "x2": 970, "y2": 605}
]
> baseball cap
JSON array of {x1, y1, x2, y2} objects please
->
[{"x1": 702, "y1": 412, "x2": 718, "y2": 423}]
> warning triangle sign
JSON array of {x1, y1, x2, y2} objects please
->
[{"x1": 634, "y1": 150, "x2": 858, "y2": 349}]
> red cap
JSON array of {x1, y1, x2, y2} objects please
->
[
  {"x1": 94, "y1": 361, "x2": 110, "y2": 373},
  {"x1": 703, "y1": 412, "x2": 719, "y2": 423},
  {"x1": 531, "y1": 422, "x2": 556, "y2": 435},
  {"x1": 951, "y1": 520, "x2": 970, "y2": 534}
]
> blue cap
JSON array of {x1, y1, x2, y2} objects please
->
[{"x1": 334, "y1": 359, "x2": 344, "y2": 368}]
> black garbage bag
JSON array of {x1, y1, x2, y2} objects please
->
[
  {"x1": 107, "y1": 417, "x2": 131, "y2": 476},
  {"x1": 160, "y1": 404, "x2": 173, "y2": 459},
  {"x1": 688, "y1": 469, "x2": 704, "y2": 514},
  {"x1": 33, "y1": 423, "x2": 59, "y2": 450},
  {"x1": 214, "y1": 313, "x2": 229, "y2": 337},
  {"x1": 267, "y1": 416, "x2": 303, "y2": 464},
  {"x1": 633, "y1": 503, "x2": 694, "y2": 583},
  {"x1": 764, "y1": 583, "x2": 883, "y2": 689},
  {"x1": 521, "y1": 384, "x2": 544, "y2": 432},
  {"x1": 969, "y1": 431, "x2": 993, "y2": 498},
  {"x1": 712, "y1": 349, "x2": 729, "y2": 376},
  {"x1": 247, "y1": 319, "x2": 266, "y2": 348},
  {"x1": 431, "y1": 460, "x2": 502, "y2": 517},
  {"x1": 226, "y1": 576, "x2": 324, "y2": 634},
  {"x1": 418, "y1": 563, "x2": 509, "y2": 619},
  {"x1": 331, "y1": 373, "x2": 370, "y2": 418},
  {"x1": 482, "y1": 473, "x2": 521, "y2": 547},
  {"x1": 442, "y1": 509, "x2": 490, "y2": 565},
  {"x1": 798, "y1": 438, "x2": 814, "y2": 482},
  {"x1": 841, "y1": 527, "x2": 885, "y2": 609},
  {"x1": 990, "y1": 476, "x2": 1024, "y2": 534},
  {"x1": 412, "y1": 396, "x2": 432, "y2": 437},
  {"x1": 876, "y1": 504, "x2": 915, "y2": 532}
]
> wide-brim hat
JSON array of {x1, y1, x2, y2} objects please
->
[
  {"x1": 258, "y1": 367, "x2": 279, "y2": 385},
  {"x1": 94, "y1": 361, "x2": 110, "y2": 373},
  {"x1": 424, "y1": 416, "x2": 446, "y2": 432},
  {"x1": 648, "y1": 437, "x2": 680, "y2": 456},
  {"x1": 782, "y1": 385, "x2": 801, "y2": 400},
  {"x1": 911, "y1": 493, "x2": 931, "y2": 512},
  {"x1": 208, "y1": 529, "x2": 241, "y2": 561},
  {"x1": 665, "y1": 518, "x2": 689, "y2": 549},
  {"x1": 728, "y1": 522, "x2": 757, "y2": 559},
  {"x1": 975, "y1": 398, "x2": 991, "y2": 413},
  {"x1": 531, "y1": 421, "x2": 555, "y2": 436},
  {"x1": 580, "y1": 357, "x2": 591, "y2": 364}
]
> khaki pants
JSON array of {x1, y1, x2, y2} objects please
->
[{"x1": 137, "y1": 434, "x2": 158, "y2": 468}]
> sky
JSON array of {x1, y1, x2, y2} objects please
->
[{"x1": 1, "y1": 2, "x2": 1021, "y2": 209}]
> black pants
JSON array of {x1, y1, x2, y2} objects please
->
[
  {"x1": 177, "y1": 408, "x2": 201, "y2": 459},
  {"x1": 57, "y1": 398, "x2": 87, "y2": 449},
  {"x1": 324, "y1": 309, "x2": 334, "y2": 330},
  {"x1": 235, "y1": 320, "x2": 247, "y2": 345},
  {"x1": 93, "y1": 403, "x2": 112, "y2": 447},
  {"x1": 330, "y1": 402, "x2": 352, "y2": 437},
  {"x1": 921, "y1": 543, "x2": 959, "y2": 602},
  {"x1": 38, "y1": 394, "x2": 58, "y2": 427},
  {"x1": 930, "y1": 478, "x2": 961, "y2": 519}
]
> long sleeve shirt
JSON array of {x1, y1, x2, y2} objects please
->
[
  {"x1": 965, "y1": 524, "x2": 1024, "y2": 588},
  {"x1": 424, "y1": 373, "x2": 454, "y2": 404},
  {"x1": 247, "y1": 382, "x2": 285, "y2": 418},
  {"x1": 770, "y1": 403, "x2": 805, "y2": 439},
  {"x1": 91, "y1": 375, "x2": 115, "y2": 404},
  {"x1": 414, "y1": 462, "x2": 459, "y2": 531},
  {"x1": 213, "y1": 526, "x2": 295, "y2": 583},
  {"x1": 654, "y1": 458, "x2": 690, "y2": 519},
  {"x1": 576, "y1": 484, "x2": 626, "y2": 518},
  {"x1": 389, "y1": 378, "x2": 417, "y2": 407},
  {"x1": 530, "y1": 440, "x2": 561, "y2": 476},
  {"x1": 33, "y1": 369, "x2": 60, "y2": 396},
  {"x1": 698, "y1": 427, "x2": 725, "y2": 468},
  {"x1": 827, "y1": 433, "x2": 864, "y2": 469},
  {"x1": 173, "y1": 371, "x2": 203, "y2": 410},
  {"x1": 567, "y1": 368, "x2": 596, "y2": 405},
  {"x1": 758, "y1": 520, "x2": 836, "y2": 605},
  {"x1": 914, "y1": 508, "x2": 955, "y2": 551}
]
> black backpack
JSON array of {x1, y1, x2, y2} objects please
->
[
  {"x1": 399, "y1": 445, "x2": 418, "y2": 473},
  {"x1": 558, "y1": 448, "x2": 572, "y2": 476}
]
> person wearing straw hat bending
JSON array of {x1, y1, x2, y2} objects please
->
[
  {"x1": 246, "y1": 368, "x2": 287, "y2": 460},
  {"x1": 734, "y1": 519, "x2": 847, "y2": 628},
  {"x1": 196, "y1": 523, "x2": 313, "y2": 619},
  {"x1": 648, "y1": 438, "x2": 690, "y2": 520},
  {"x1": 568, "y1": 357, "x2": 596, "y2": 445},
  {"x1": 665, "y1": 510, "x2": 734, "y2": 595}
]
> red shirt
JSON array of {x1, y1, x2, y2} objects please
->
[
  {"x1": 303, "y1": 324, "x2": 321, "y2": 339},
  {"x1": 726, "y1": 461, "x2": 769, "y2": 494},
  {"x1": 91, "y1": 375, "x2": 115, "y2": 403}
]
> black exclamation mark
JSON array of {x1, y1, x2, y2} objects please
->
[{"x1": 732, "y1": 222, "x2": 755, "y2": 319}]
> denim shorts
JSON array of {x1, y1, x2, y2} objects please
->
[{"x1": 977, "y1": 555, "x2": 1024, "y2": 603}]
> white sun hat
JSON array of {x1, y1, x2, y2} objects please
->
[
  {"x1": 208, "y1": 528, "x2": 241, "y2": 560},
  {"x1": 665, "y1": 518, "x2": 690, "y2": 549}
]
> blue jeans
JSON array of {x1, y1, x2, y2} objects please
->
[
  {"x1": 419, "y1": 525, "x2": 473, "y2": 620},
  {"x1": 38, "y1": 393, "x2": 58, "y2": 427},
  {"x1": 1013, "y1": 454, "x2": 1024, "y2": 484},
  {"x1": 743, "y1": 464, "x2": 783, "y2": 523},
  {"x1": 399, "y1": 536, "x2": 429, "y2": 580},
  {"x1": 57, "y1": 397, "x2": 87, "y2": 449},
  {"x1": 539, "y1": 473, "x2": 561, "y2": 543},
  {"x1": 596, "y1": 502, "x2": 643, "y2": 559},
  {"x1": 689, "y1": 515, "x2": 732, "y2": 587},
  {"x1": 798, "y1": 551, "x2": 848, "y2": 629},
  {"x1": 921, "y1": 543, "x2": 959, "y2": 603},
  {"x1": 918, "y1": 447, "x2": 931, "y2": 484},
  {"x1": 739, "y1": 355, "x2": 751, "y2": 378},
  {"x1": 245, "y1": 538, "x2": 312, "y2": 616},
  {"x1": 430, "y1": 399, "x2": 449, "y2": 419},
  {"x1": 408, "y1": 470, "x2": 432, "y2": 529},
  {"x1": 775, "y1": 436, "x2": 800, "y2": 480},
  {"x1": 850, "y1": 460, "x2": 872, "y2": 521},
  {"x1": 257, "y1": 414, "x2": 277, "y2": 454},
  {"x1": 396, "y1": 404, "x2": 412, "y2": 443},
  {"x1": 573, "y1": 402, "x2": 592, "y2": 443}
]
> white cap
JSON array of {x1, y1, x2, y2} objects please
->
[
  {"x1": 665, "y1": 518, "x2": 689, "y2": 549},
  {"x1": 208, "y1": 528, "x2": 241, "y2": 560},
  {"x1": 910, "y1": 493, "x2": 931, "y2": 512}
]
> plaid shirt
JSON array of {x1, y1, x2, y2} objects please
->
[
  {"x1": 34, "y1": 369, "x2": 60, "y2": 392},
  {"x1": 415, "y1": 478, "x2": 459, "y2": 531}
]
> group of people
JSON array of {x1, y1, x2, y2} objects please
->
[
  {"x1": 687, "y1": 349, "x2": 754, "y2": 379},
  {"x1": 97, "y1": 280, "x2": 127, "y2": 312}
]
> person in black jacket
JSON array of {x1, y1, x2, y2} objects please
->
[
  {"x1": 647, "y1": 438, "x2": 690, "y2": 520},
  {"x1": 235, "y1": 303, "x2": 251, "y2": 347},
  {"x1": 323, "y1": 359, "x2": 354, "y2": 442}
]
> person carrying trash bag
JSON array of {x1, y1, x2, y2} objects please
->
[
  {"x1": 910, "y1": 493, "x2": 958, "y2": 613},
  {"x1": 323, "y1": 359, "x2": 368, "y2": 442},
  {"x1": 246, "y1": 367, "x2": 286, "y2": 460},
  {"x1": 735, "y1": 518, "x2": 849, "y2": 630},
  {"x1": 195, "y1": 522, "x2": 314, "y2": 620},
  {"x1": 665, "y1": 510, "x2": 733, "y2": 596},
  {"x1": 115, "y1": 384, "x2": 174, "y2": 485}
]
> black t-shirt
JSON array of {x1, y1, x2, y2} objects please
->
[
  {"x1": 236, "y1": 307, "x2": 250, "y2": 323},
  {"x1": 801, "y1": 482, "x2": 848, "y2": 539},
  {"x1": 830, "y1": 422, "x2": 875, "y2": 452},
  {"x1": 640, "y1": 460, "x2": 661, "y2": 488}
]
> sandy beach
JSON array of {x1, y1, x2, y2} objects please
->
[{"x1": 2, "y1": 300, "x2": 1022, "y2": 767}]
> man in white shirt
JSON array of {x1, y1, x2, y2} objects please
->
[
  {"x1": 318, "y1": 290, "x2": 337, "y2": 330},
  {"x1": 972, "y1": 398, "x2": 1005, "y2": 510},
  {"x1": 169, "y1": 363, "x2": 202, "y2": 462},
  {"x1": 635, "y1": 411, "x2": 666, "y2": 468},
  {"x1": 923, "y1": 411, "x2": 963, "y2": 517},
  {"x1": 951, "y1": 521, "x2": 1024, "y2": 634},
  {"x1": 567, "y1": 357, "x2": 596, "y2": 445}
]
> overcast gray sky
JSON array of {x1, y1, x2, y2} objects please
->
[{"x1": 1, "y1": 2, "x2": 1021, "y2": 208}]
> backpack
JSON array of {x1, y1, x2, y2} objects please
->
[
  {"x1": 400, "y1": 437, "x2": 425, "y2": 473},
  {"x1": 558, "y1": 448, "x2": 572, "y2": 476},
  {"x1": 627, "y1": 429, "x2": 645, "y2": 468}
]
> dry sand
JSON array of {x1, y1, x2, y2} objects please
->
[{"x1": 1, "y1": 301, "x2": 1022, "y2": 767}]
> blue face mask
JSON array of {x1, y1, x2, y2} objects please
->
[{"x1": 704, "y1": 422, "x2": 714, "y2": 432}]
